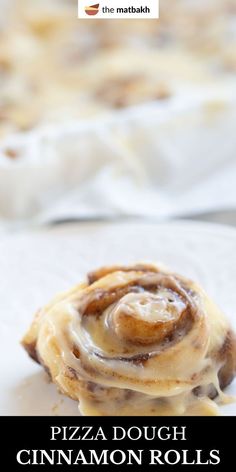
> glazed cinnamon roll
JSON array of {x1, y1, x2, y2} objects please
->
[{"x1": 22, "y1": 264, "x2": 236, "y2": 416}]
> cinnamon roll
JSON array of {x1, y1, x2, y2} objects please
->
[{"x1": 22, "y1": 263, "x2": 236, "y2": 416}]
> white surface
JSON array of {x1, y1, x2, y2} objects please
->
[
  {"x1": 0, "y1": 220, "x2": 235, "y2": 416},
  {"x1": 0, "y1": 87, "x2": 236, "y2": 225}
]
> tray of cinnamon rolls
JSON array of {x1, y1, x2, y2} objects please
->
[{"x1": 0, "y1": 0, "x2": 235, "y2": 224}]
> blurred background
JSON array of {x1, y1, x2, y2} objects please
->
[{"x1": 0, "y1": 0, "x2": 236, "y2": 228}]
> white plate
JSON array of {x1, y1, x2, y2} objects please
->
[{"x1": 0, "y1": 220, "x2": 235, "y2": 416}]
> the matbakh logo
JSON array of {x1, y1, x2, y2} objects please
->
[
  {"x1": 85, "y1": 3, "x2": 100, "y2": 16},
  {"x1": 79, "y1": 1, "x2": 159, "y2": 20}
]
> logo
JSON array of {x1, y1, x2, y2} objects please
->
[
  {"x1": 79, "y1": 1, "x2": 159, "y2": 20},
  {"x1": 85, "y1": 3, "x2": 100, "y2": 16}
]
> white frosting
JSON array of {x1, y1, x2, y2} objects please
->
[
  {"x1": 114, "y1": 290, "x2": 186, "y2": 323},
  {"x1": 22, "y1": 265, "x2": 235, "y2": 416}
]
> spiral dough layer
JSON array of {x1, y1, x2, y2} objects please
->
[{"x1": 22, "y1": 263, "x2": 236, "y2": 415}]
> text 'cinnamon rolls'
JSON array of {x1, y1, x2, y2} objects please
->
[{"x1": 22, "y1": 264, "x2": 236, "y2": 416}]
